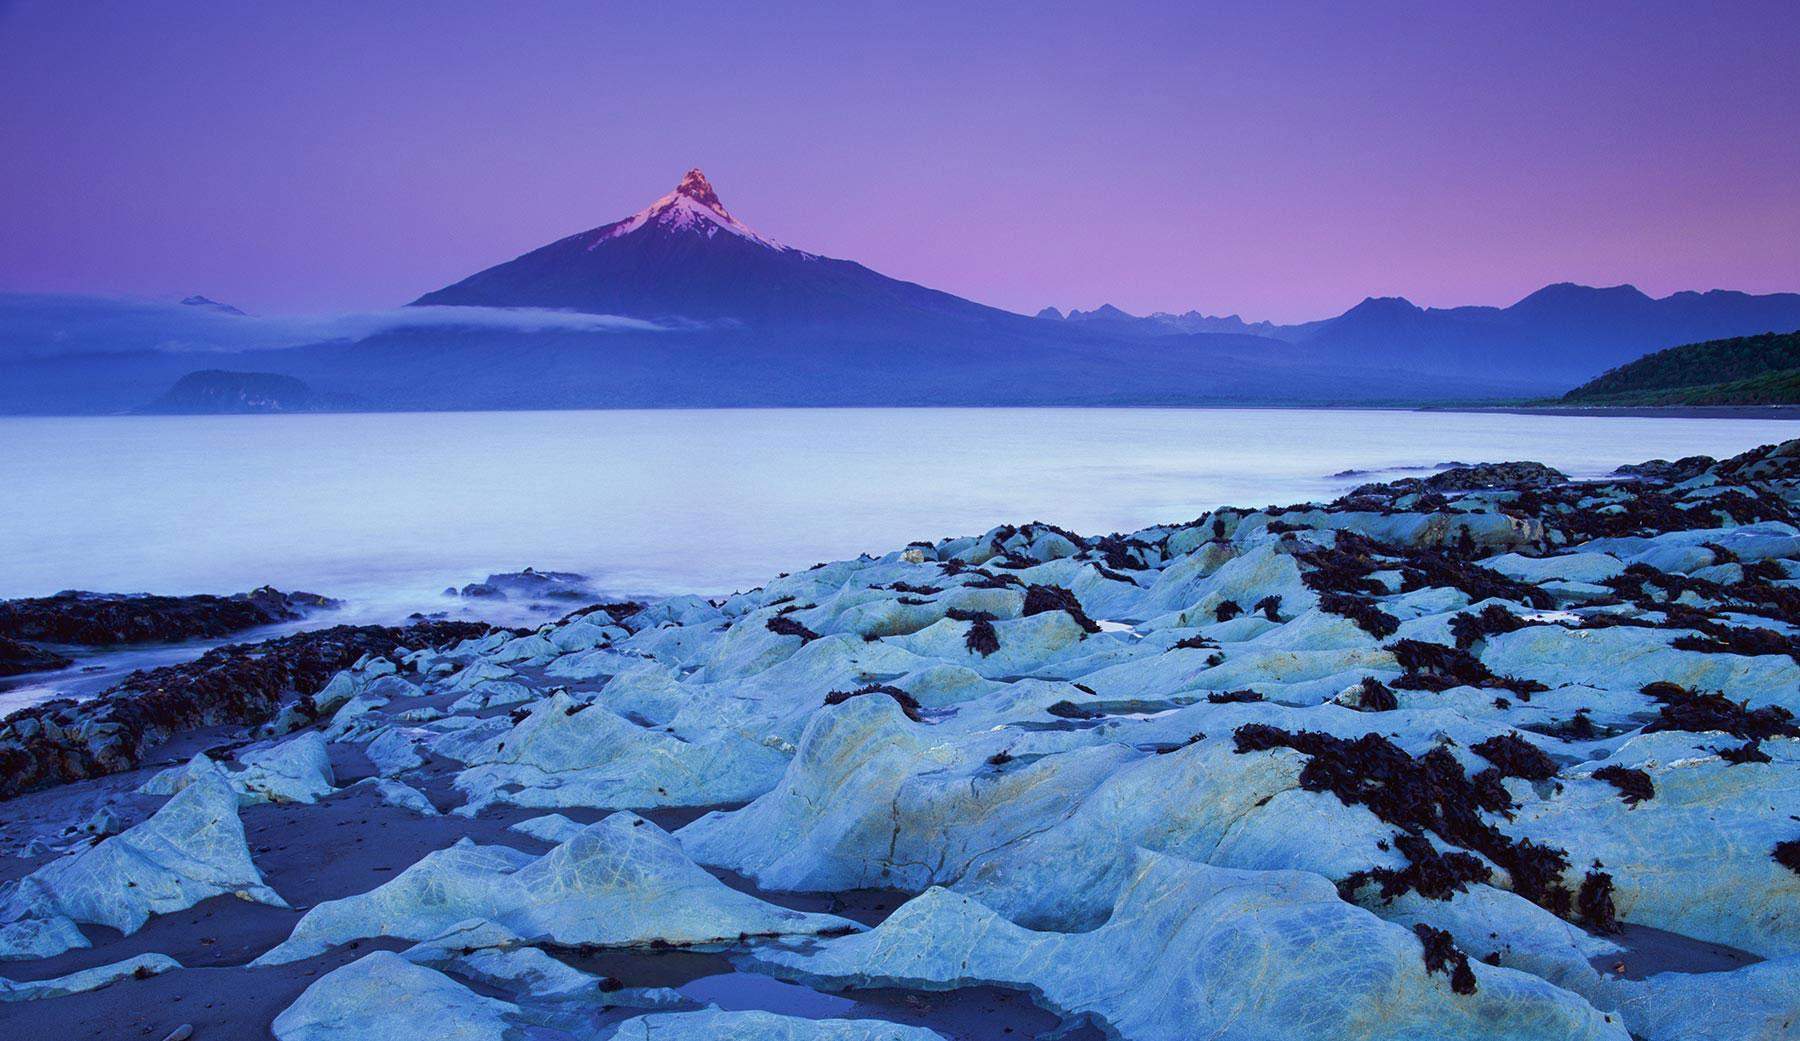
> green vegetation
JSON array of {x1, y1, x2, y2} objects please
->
[
  {"x1": 1563, "y1": 329, "x2": 1800, "y2": 405},
  {"x1": 1561, "y1": 368, "x2": 1800, "y2": 406}
]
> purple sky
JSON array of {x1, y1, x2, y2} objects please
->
[{"x1": 1, "y1": 1, "x2": 1796, "y2": 323}]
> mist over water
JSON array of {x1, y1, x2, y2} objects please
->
[{"x1": 1, "y1": 408, "x2": 1793, "y2": 615}]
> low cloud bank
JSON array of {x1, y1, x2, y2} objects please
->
[{"x1": 0, "y1": 293, "x2": 664, "y2": 360}]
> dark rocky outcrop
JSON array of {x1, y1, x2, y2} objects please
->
[
  {"x1": 0, "y1": 619, "x2": 490, "y2": 799},
  {"x1": 1353, "y1": 461, "x2": 1567, "y2": 497},
  {"x1": 451, "y1": 568, "x2": 598, "y2": 603},
  {"x1": 0, "y1": 587, "x2": 336, "y2": 647},
  {"x1": 1612, "y1": 455, "x2": 1717, "y2": 482},
  {"x1": 0, "y1": 587, "x2": 339, "y2": 681},
  {"x1": 0, "y1": 635, "x2": 73, "y2": 678}
]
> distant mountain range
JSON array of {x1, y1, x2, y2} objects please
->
[
  {"x1": 3, "y1": 168, "x2": 1798, "y2": 413},
  {"x1": 1037, "y1": 304, "x2": 1279, "y2": 339},
  {"x1": 1039, "y1": 284, "x2": 1800, "y2": 385}
]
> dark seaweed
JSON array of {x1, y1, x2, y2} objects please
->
[
  {"x1": 1233, "y1": 724, "x2": 1575, "y2": 915},
  {"x1": 1412, "y1": 924, "x2": 1478, "y2": 995},
  {"x1": 1355, "y1": 677, "x2": 1398, "y2": 712},
  {"x1": 945, "y1": 608, "x2": 1003, "y2": 657},
  {"x1": 1022, "y1": 584, "x2": 1100, "y2": 633},
  {"x1": 1577, "y1": 869, "x2": 1621, "y2": 933},
  {"x1": 1471, "y1": 733, "x2": 1559, "y2": 781},
  {"x1": 1591, "y1": 765, "x2": 1655, "y2": 806},
  {"x1": 1715, "y1": 739, "x2": 1772, "y2": 765},
  {"x1": 1776, "y1": 840, "x2": 1800, "y2": 875},
  {"x1": 1640, "y1": 682, "x2": 1799, "y2": 741},
  {"x1": 1449, "y1": 604, "x2": 1529, "y2": 650},
  {"x1": 765, "y1": 615, "x2": 822, "y2": 643},
  {"x1": 1205, "y1": 689, "x2": 1264, "y2": 704},
  {"x1": 823, "y1": 683, "x2": 923, "y2": 722},
  {"x1": 1341, "y1": 833, "x2": 1492, "y2": 903},
  {"x1": 1319, "y1": 592, "x2": 1400, "y2": 639}
]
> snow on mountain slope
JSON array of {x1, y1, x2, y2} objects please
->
[{"x1": 590, "y1": 168, "x2": 789, "y2": 251}]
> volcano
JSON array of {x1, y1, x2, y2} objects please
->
[{"x1": 412, "y1": 168, "x2": 1015, "y2": 331}]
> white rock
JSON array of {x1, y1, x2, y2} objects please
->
[
  {"x1": 0, "y1": 765, "x2": 284, "y2": 959},
  {"x1": 272, "y1": 951, "x2": 522, "y2": 1041},
  {"x1": 0, "y1": 952, "x2": 180, "y2": 1001},
  {"x1": 256, "y1": 813, "x2": 851, "y2": 964},
  {"x1": 759, "y1": 853, "x2": 1628, "y2": 1041}
]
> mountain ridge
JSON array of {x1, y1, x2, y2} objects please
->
[
  {"x1": 5, "y1": 168, "x2": 1799, "y2": 412},
  {"x1": 1039, "y1": 282, "x2": 1800, "y2": 383}
]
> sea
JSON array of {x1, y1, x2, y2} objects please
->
[{"x1": 1, "y1": 406, "x2": 1793, "y2": 709}]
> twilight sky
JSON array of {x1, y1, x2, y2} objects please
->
[{"x1": 1, "y1": 1, "x2": 1796, "y2": 323}]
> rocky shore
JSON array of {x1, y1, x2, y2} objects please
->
[
  {"x1": 1, "y1": 440, "x2": 1797, "y2": 1040},
  {"x1": 0, "y1": 619, "x2": 497, "y2": 799},
  {"x1": 0, "y1": 587, "x2": 338, "y2": 677}
]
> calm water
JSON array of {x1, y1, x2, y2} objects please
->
[{"x1": 1, "y1": 408, "x2": 1793, "y2": 612}]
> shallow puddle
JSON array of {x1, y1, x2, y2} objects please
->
[{"x1": 557, "y1": 946, "x2": 1101, "y2": 1040}]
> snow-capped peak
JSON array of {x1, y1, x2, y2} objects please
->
[
  {"x1": 673, "y1": 167, "x2": 724, "y2": 209},
  {"x1": 592, "y1": 168, "x2": 785, "y2": 250}
]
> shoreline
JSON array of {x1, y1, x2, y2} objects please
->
[
  {"x1": 1418, "y1": 403, "x2": 1800, "y2": 420},
  {"x1": 0, "y1": 441, "x2": 1796, "y2": 1039},
  {"x1": 2, "y1": 401, "x2": 1799, "y2": 420}
]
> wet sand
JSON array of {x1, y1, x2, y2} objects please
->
[{"x1": 0, "y1": 730, "x2": 1017, "y2": 1040}]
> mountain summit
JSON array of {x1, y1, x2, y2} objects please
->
[
  {"x1": 411, "y1": 168, "x2": 1004, "y2": 326},
  {"x1": 590, "y1": 167, "x2": 785, "y2": 251},
  {"x1": 674, "y1": 167, "x2": 722, "y2": 208}
]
